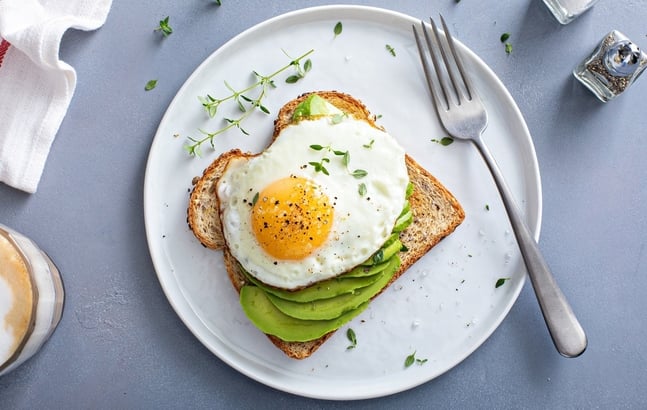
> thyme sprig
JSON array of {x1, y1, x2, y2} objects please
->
[
  {"x1": 404, "y1": 351, "x2": 428, "y2": 368},
  {"x1": 308, "y1": 145, "x2": 368, "y2": 179},
  {"x1": 184, "y1": 49, "x2": 314, "y2": 156},
  {"x1": 155, "y1": 16, "x2": 173, "y2": 37},
  {"x1": 309, "y1": 144, "x2": 368, "y2": 196}
]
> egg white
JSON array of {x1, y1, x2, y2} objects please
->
[{"x1": 217, "y1": 117, "x2": 408, "y2": 290}]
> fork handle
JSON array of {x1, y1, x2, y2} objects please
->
[{"x1": 473, "y1": 137, "x2": 587, "y2": 358}]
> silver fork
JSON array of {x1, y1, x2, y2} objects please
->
[{"x1": 413, "y1": 16, "x2": 587, "y2": 358}]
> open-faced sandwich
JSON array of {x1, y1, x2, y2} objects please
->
[{"x1": 187, "y1": 91, "x2": 465, "y2": 359}]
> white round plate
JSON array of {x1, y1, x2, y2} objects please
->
[{"x1": 144, "y1": 5, "x2": 541, "y2": 400}]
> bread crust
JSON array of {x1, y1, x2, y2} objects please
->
[{"x1": 188, "y1": 91, "x2": 465, "y2": 359}]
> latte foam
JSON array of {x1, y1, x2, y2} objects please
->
[{"x1": 0, "y1": 233, "x2": 34, "y2": 368}]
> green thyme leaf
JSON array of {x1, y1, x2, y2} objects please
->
[
  {"x1": 351, "y1": 169, "x2": 368, "y2": 179},
  {"x1": 485, "y1": 204, "x2": 490, "y2": 211},
  {"x1": 285, "y1": 75, "x2": 300, "y2": 84},
  {"x1": 251, "y1": 192, "x2": 259, "y2": 206},
  {"x1": 144, "y1": 79, "x2": 158, "y2": 91},
  {"x1": 386, "y1": 44, "x2": 396, "y2": 56},
  {"x1": 363, "y1": 139, "x2": 375, "y2": 149},
  {"x1": 341, "y1": 151, "x2": 350, "y2": 166},
  {"x1": 500, "y1": 33, "x2": 510, "y2": 43},
  {"x1": 154, "y1": 16, "x2": 173, "y2": 37},
  {"x1": 372, "y1": 249, "x2": 384, "y2": 264},
  {"x1": 310, "y1": 144, "x2": 324, "y2": 151},
  {"x1": 334, "y1": 21, "x2": 343, "y2": 37},
  {"x1": 309, "y1": 159, "x2": 330, "y2": 175},
  {"x1": 431, "y1": 137, "x2": 454, "y2": 146},
  {"x1": 495, "y1": 277, "x2": 510, "y2": 288},
  {"x1": 358, "y1": 183, "x2": 367, "y2": 196},
  {"x1": 213, "y1": 0, "x2": 222, "y2": 5},
  {"x1": 505, "y1": 43, "x2": 513, "y2": 55},
  {"x1": 405, "y1": 351, "x2": 428, "y2": 368},
  {"x1": 404, "y1": 352, "x2": 416, "y2": 368},
  {"x1": 346, "y1": 328, "x2": 357, "y2": 350}
]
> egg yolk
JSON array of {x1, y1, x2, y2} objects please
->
[{"x1": 251, "y1": 176, "x2": 334, "y2": 260}]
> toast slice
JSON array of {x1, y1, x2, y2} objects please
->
[{"x1": 188, "y1": 91, "x2": 465, "y2": 359}]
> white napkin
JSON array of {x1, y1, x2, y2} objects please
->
[{"x1": 0, "y1": 0, "x2": 113, "y2": 193}]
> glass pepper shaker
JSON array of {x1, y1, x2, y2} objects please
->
[
  {"x1": 573, "y1": 30, "x2": 647, "y2": 102},
  {"x1": 543, "y1": 0, "x2": 600, "y2": 24}
]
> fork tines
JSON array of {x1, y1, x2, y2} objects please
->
[{"x1": 413, "y1": 16, "x2": 475, "y2": 110}]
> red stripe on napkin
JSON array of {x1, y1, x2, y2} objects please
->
[{"x1": 0, "y1": 39, "x2": 10, "y2": 69}]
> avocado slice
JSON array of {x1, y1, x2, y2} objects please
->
[
  {"x1": 265, "y1": 255, "x2": 401, "y2": 320},
  {"x1": 362, "y1": 236, "x2": 403, "y2": 266},
  {"x1": 291, "y1": 94, "x2": 343, "y2": 122},
  {"x1": 242, "y1": 262, "x2": 387, "y2": 303},
  {"x1": 393, "y1": 202, "x2": 413, "y2": 233},
  {"x1": 337, "y1": 259, "x2": 391, "y2": 278},
  {"x1": 240, "y1": 285, "x2": 369, "y2": 342}
]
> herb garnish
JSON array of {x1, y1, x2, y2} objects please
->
[
  {"x1": 404, "y1": 351, "x2": 428, "y2": 368},
  {"x1": 431, "y1": 137, "x2": 454, "y2": 146},
  {"x1": 155, "y1": 16, "x2": 173, "y2": 37},
  {"x1": 144, "y1": 79, "x2": 158, "y2": 91},
  {"x1": 371, "y1": 249, "x2": 384, "y2": 265},
  {"x1": 213, "y1": 0, "x2": 222, "y2": 4},
  {"x1": 386, "y1": 44, "x2": 396, "y2": 57},
  {"x1": 346, "y1": 328, "x2": 357, "y2": 350},
  {"x1": 286, "y1": 58, "x2": 312, "y2": 84},
  {"x1": 308, "y1": 158, "x2": 331, "y2": 175},
  {"x1": 500, "y1": 33, "x2": 512, "y2": 55},
  {"x1": 334, "y1": 21, "x2": 343, "y2": 38},
  {"x1": 184, "y1": 49, "x2": 314, "y2": 156},
  {"x1": 363, "y1": 139, "x2": 375, "y2": 149},
  {"x1": 358, "y1": 183, "x2": 367, "y2": 196},
  {"x1": 495, "y1": 277, "x2": 511, "y2": 288},
  {"x1": 308, "y1": 145, "x2": 368, "y2": 181}
]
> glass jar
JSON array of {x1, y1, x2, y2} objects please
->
[
  {"x1": 574, "y1": 30, "x2": 647, "y2": 102},
  {"x1": 543, "y1": 0, "x2": 599, "y2": 24},
  {"x1": 0, "y1": 223, "x2": 64, "y2": 376}
]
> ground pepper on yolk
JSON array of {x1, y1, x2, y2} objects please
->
[{"x1": 251, "y1": 176, "x2": 334, "y2": 260}]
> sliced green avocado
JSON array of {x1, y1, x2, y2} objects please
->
[
  {"x1": 242, "y1": 263, "x2": 387, "y2": 303},
  {"x1": 338, "y1": 259, "x2": 391, "y2": 278},
  {"x1": 240, "y1": 285, "x2": 369, "y2": 342},
  {"x1": 291, "y1": 94, "x2": 342, "y2": 122},
  {"x1": 362, "y1": 236, "x2": 403, "y2": 266},
  {"x1": 265, "y1": 255, "x2": 401, "y2": 320},
  {"x1": 393, "y1": 202, "x2": 413, "y2": 233}
]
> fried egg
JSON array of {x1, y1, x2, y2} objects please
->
[{"x1": 217, "y1": 116, "x2": 408, "y2": 289}]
